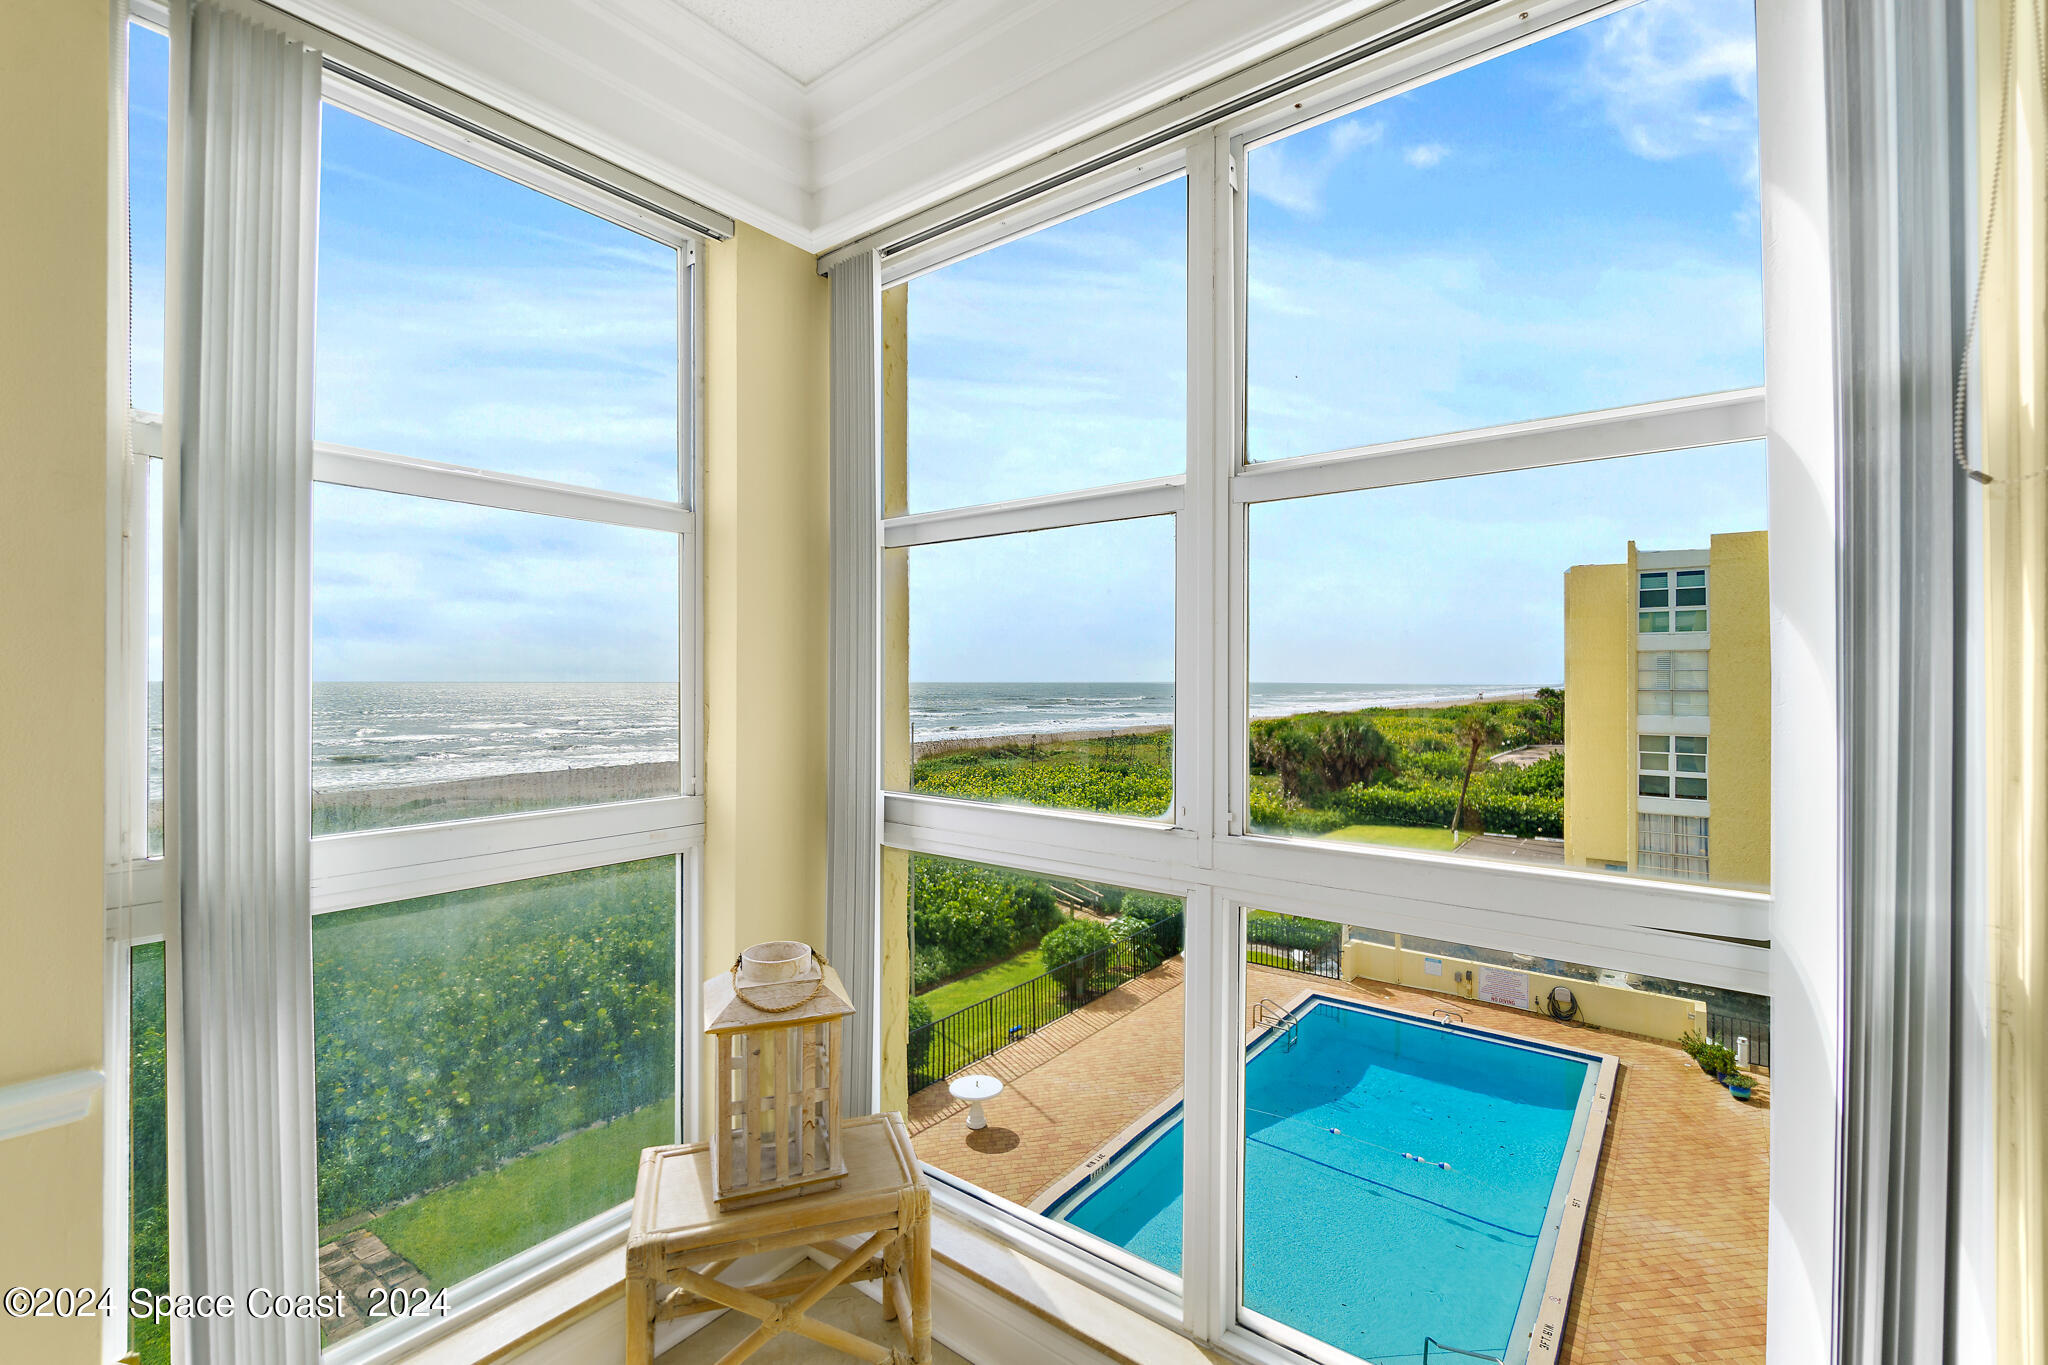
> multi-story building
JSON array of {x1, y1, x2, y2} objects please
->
[{"x1": 1561, "y1": 532, "x2": 1771, "y2": 889}]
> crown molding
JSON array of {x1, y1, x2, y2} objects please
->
[
  {"x1": 268, "y1": 0, "x2": 813, "y2": 243},
  {"x1": 260, "y1": 0, "x2": 1381, "y2": 251},
  {"x1": 805, "y1": 0, "x2": 1395, "y2": 248}
]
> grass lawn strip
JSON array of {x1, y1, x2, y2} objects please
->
[
  {"x1": 368, "y1": 1101, "x2": 672, "y2": 1288},
  {"x1": 1325, "y1": 823, "x2": 1467, "y2": 851},
  {"x1": 916, "y1": 947, "x2": 1049, "y2": 1018}
]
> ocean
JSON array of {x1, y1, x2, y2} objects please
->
[
  {"x1": 909, "y1": 681, "x2": 1543, "y2": 744},
  {"x1": 145, "y1": 680, "x2": 1544, "y2": 801}
]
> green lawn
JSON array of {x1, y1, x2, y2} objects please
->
[
  {"x1": 367, "y1": 1100, "x2": 673, "y2": 1288},
  {"x1": 1325, "y1": 823, "x2": 1468, "y2": 851},
  {"x1": 917, "y1": 947, "x2": 1049, "y2": 1019}
]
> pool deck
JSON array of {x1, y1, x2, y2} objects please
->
[{"x1": 909, "y1": 961, "x2": 1768, "y2": 1364}]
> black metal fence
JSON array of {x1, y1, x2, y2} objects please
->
[
  {"x1": 908, "y1": 913, "x2": 1358, "y2": 1093},
  {"x1": 1244, "y1": 926, "x2": 1344, "y2": 980},
  {"x1": 1707, "y1": 1011, "x2": 1771, "y2": 1069},
  {"x1": 907, "y1": 915, "x2": 1183, "y2": 1094}
]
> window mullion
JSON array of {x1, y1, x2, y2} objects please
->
[
  {"x1": 1231, "y1": 387, "x2": 1767, "y2": 505},
  {"x1": 1183, "y1": 126, "x2": 1237, "y2": 1345},
  {"x1": 880, "y1": 474, "x2": 1183, "y2": 548},
  {"x1": 312, "y1": 441, "x2": 693, "y2": 535}
]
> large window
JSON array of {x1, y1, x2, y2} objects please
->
[
  {"x1": 105, "y1": 16, "x2": 703, "y2": 1361},
  {"x1": 869, "y1": 0, "x2": 1801, "y2": 1361},
  {"x1": 888, "y1": 177, "x2": 1187, "y2": 822}
]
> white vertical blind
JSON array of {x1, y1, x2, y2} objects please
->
[
  {"x1": 825, "y1": 250, "x2": 882, "y2": 1113},
  {"x1": 166, "y1": 2, "x2": 322, "y2": 1360},
  {"x1": 1825, "y1": 0, "x2": 1977, "y2": 1359}
]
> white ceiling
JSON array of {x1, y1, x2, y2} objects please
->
[
  {"x1": 275, "y1": 0, "x2": 1384, "y2": 250},
  {"x1": 670, "y1": 0, "x2": 950, "y2": 85}
]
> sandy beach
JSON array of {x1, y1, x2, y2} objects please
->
[
  {"x1": 308, "y1": 760, "x2": 681, "y2": 833},
  {"x1": 911, "y1": 688, "x2": 1540, "y2": 761}
]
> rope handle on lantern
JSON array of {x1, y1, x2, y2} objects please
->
[{"x1": 730, "y1": 947, "x2": 832, "y2": 1012}]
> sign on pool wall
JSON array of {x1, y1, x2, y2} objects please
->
[{"x1": 1477, "y1": 966, "x2": 1529, "y2": 1009}]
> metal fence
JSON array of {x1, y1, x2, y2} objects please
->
[
  {"x1": 908, "y1": 914, "x2": 1355, "y2": 1093},
  {"x1": 1244, "y1": 929, "x2": 1344, "y2": 980},
  {"x1": 1707, "y1": 1011, "x2": 1771, "y2": 1069},
  {"x1": 907, "y1": 916, "x2": 1183, "y2": 1094}
]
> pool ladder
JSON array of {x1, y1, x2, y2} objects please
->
[
  {"x1": 1254, "y1": 998, "x2": 1300, "y2": 1051},
  {"x1": 1422, "y1": 1338, "x2": 1504, "y2": 1364}
]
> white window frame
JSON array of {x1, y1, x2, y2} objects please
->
[
  {"x1": 1637, "y1": 811, "x2": 1711, "y2": 881},
  {"x1": 1640, "y1": 566, "x2": 1711, "y2": 635},
  {"x1": 841, "y1": 0, "x2": 1840, "y2": 1360},
  {"x1": 101, "y1": 9, "x2": 711, "y2": 1361},
  {"x1": 1638, "y1": 649, "x2": 1709, "y2": 717},
  {"x1": 1638, "y1": 732, "x2": 1709, "y2": 804}
]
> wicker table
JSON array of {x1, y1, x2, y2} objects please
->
[{"x1": 626, "y1": 1111, "x2": 932, "y2": 1365}]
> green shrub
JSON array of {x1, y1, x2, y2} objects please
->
[
  {"x1": 1246, "y1": 783, "x2": 1351, "y2": 836},
  {"x1": 1041, "y1": 919, "x2": 1118, "y2": 1002},
  {"x1": 1250, "y1": 713, "x2": 1402, "y2": 800},
  {"x1": 1331, "y1": 782, "x2": 1564, "y2": 839},
  {"x1": 911, "y1": 944, "x2": 957, "y2": 992},
  {"x1": 1696, "y1": 1042, "x2": 1738, "y2": 1077},
  {"x1": 312, "y1": 858, "x2": 676, "y2": 1225},
  {"x1": 911, "y1": 732, "x2": 1173, "y2": 818},
  {"x1": 1121, "y1": 892, "x2": 1185, "y2": 954},
  {"x1": 1494, "y1": 754, "x2": 1565, "y2": 797},
  {"x1": 910, "y1": 856, "x2": 1062, "y2": 976},
  {"x1": 906, "y1": 996, "x2": 934, "y2": 1075},
  {"x1": 1246, "y1": 911, "x2": 1341, "y2": 953},
  {"x1": 1334, "y1": 782, "x2": 1460, "y2": 829}
]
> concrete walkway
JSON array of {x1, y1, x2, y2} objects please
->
[{"x1": 910, "y1": 961, "x2": 1768, "y2": 1363}]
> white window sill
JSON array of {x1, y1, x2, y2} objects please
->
[{"x1": 375, "y1": 1201, "x2": 1224, "y2": 1365}]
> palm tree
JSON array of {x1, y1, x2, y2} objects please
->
[{"x1": 1450, "y1": 709, "x2": 1506, "y2": 836}]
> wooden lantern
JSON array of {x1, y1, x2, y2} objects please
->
[{"x1": 702, "y1": 941, "x2": 855, "y2": 1208}]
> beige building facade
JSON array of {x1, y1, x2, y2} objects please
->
[{"x1": 1563, "y1": 531, "x2": 1771, "y2": 890}]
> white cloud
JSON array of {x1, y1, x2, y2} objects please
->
[
  {"x1": 1251, "y1": 118, "x2": 1385, "y2": 215},
  {"x1": 904, "y1": 193, "x2": 1187, "y2": 514},
  {"x1": 1244, "y1": 230, "x2": 1764, "y2": 462},
  {"x1": 314, "y1": 248, "x2": 682, "y2": 497},
  {"x1": 1403, "y1": 143, "x2": 1450, "y2": 169},
  {"x1": 1575, "y1": 0, "x2": 1759, "y2": 184}
]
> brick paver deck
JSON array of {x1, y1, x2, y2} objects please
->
[{"x1": 910, "y1": 961, "x2": 1768, "y2": 1363}]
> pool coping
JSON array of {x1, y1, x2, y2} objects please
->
[{"x1": 1031, "y1": 987, "x2": 1620, "y2": 1365}]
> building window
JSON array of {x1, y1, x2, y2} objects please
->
[
  {"x1": 1638, "y1": 812, "x2": 1710, "y2": 879},
  {"x1": 1638, "y1": 650, "x2": 1709, "y2": 716},
  {"x1": 1639, "y1": 733, "x2": 1708, "y2": 800},
  {"x1": 106, "y1": 21, "x2": 704, "y2": 1359},
  {"x1": 1639, "y1": 568, "x2": 1708, "y2": 633},
  {"x1": 856, "y1": 0, "x2": 1819, "y2": 1354}
]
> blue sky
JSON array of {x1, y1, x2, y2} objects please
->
[
  {"x1": 909, "y1": 0, "x2": 1765, "y2": 686},
  {"x1": 133, "y1": 0, "x2": 1764, "y2": 688}
]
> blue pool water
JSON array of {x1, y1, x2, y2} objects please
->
[{"x1": 1046, "y1": 997, "x2": 1600, "y2": 1364}]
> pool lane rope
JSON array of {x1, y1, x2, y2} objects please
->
[{"x1": 1245, "y1": 1108, "x2": 1541, "y2": 1241}]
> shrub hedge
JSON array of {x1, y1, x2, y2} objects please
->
[
  {"x1": 312, "y1": 858, "x2": 676, "y2": 1225},
  {"x1": 1246, "y1": 910, "x2": 1341, "y2": 952},
  {"x1": 906, "y1": 995, "x2": 934, "y2": 1074},
  {"x1": 910, "y1": 855, "x2": 1061, "y2": 985}
]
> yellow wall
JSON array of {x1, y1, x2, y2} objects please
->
[
  {"x1": 1563, "y1": 537, "x2": 1772, "y2": 888},
  {"x1": 1707, "y1": 531, "x2": 1771, "y2": 889},
  {"x1": 1339, "y1": 942, "x2": 1705, "y2": 1045},
  {"x1": 699, "y1": 223, "x2": 832, "y2": 1137},
  {"x1": 0, "y1": 1, "x2": 109, "y2": 1361},
  {"x1": 878, "y1": 284, "x2": 912, "y2": 1116},
  {"x1": 1976, "y1": 0, "x2": 2048, "y2": 1356},
  {"x1": 1562, "y1": 560, "x2": 1633, "y2": 869}
]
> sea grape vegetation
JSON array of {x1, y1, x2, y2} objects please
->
[
  {"x1": 910, "y1": 697, "x2": 1564, "y2": 841},
  {"x1": 314, "y1": 858, "x2": 676, "y2": 1224}
]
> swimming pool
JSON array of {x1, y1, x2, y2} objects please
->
[{"x1": 1040, "y1": 994, "x2": 1614, "y2": 1365}]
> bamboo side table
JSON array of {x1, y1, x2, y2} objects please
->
[{"x1": 626, "y1": 1111, "x2": 932, "y2": 1365}]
